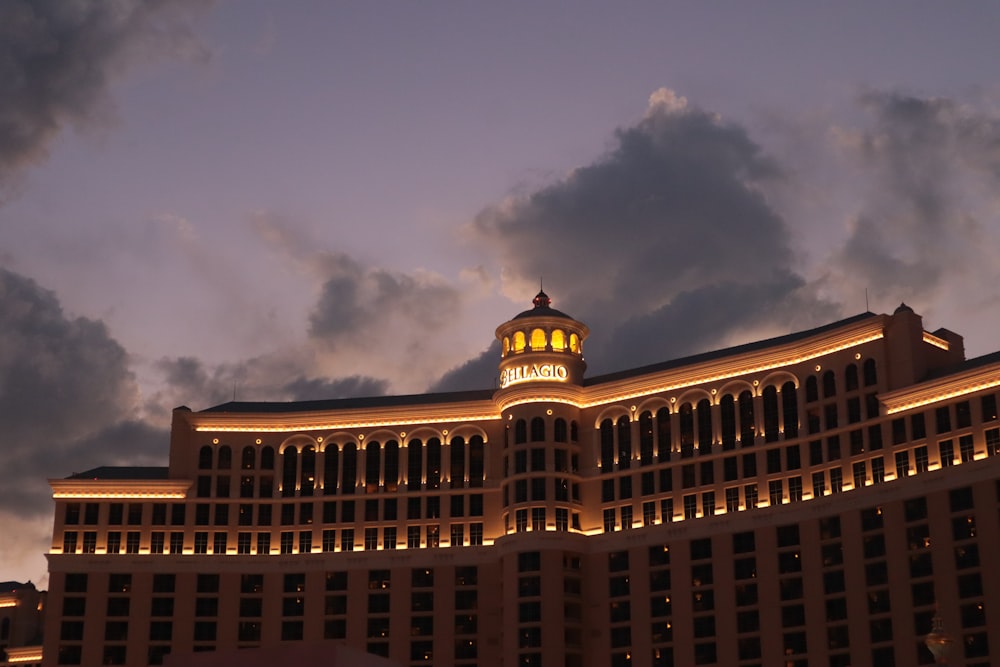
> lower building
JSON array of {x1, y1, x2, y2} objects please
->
[
  {"x1": 42, "y1": 296, "x2": 1000, "y2": 666},
  {"x1": 1, "y1": 581, "x2": 44, "y2": 667}
]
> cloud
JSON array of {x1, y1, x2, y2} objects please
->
[
  {"x1": 282, "y1": 376, "x2": 389, "y2": 401},
  {"x1": 0, "y1": 0, "x2": 212, "y2": 188},
  {"x1": 467, "y1": 87, "x2": 834, "y2": 374},
  {"x1": 825, "y1": 91, "x2": 1000, "y2": 315}
]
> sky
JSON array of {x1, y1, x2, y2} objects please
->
[{"x1": 2, "y1": 1, "x2": 1000, "y2": 585}]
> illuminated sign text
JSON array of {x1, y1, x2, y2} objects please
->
[{"x1": 500, "y1": 363, "x2": 569, "y2": 388}]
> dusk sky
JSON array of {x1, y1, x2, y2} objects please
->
[{"x1": 2, "y1": 1, "x2": 1000, "y2": 584}]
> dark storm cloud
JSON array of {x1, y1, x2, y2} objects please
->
[
  {"x1": 0, "y1": 267, "x2": 152, "y2": 516},
  {"x1": 0, "y1": 0, "x2": 211, "y2": 185},
  {"x1": 831, "y1": 92, "x2": 1000, "y2": 301},
  {"x1": 468, "y1": 89, "x2": 837, "y2": 374},
  {"x1": 282, "y1": 376, "x2": 389, "y2": 401},
  {"x1": 429, "y1": 342, "x2": 500, "y2": 393},
  {"x1": 309, "y1": 252, "x2": 461, "y2": 346}
]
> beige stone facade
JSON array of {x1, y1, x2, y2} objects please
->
[{"x1": 42, "y1": 296, "x2": 1000, "y2": 666}]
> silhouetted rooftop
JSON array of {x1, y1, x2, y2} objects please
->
[
  {"x1": 202, "y1": 389, "x2": 495, "y2": 414},
  {"x1": 67, "y1": 466, "x2": 169, "y2": 480}
]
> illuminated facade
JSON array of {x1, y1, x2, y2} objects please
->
[
  {"x1": 43, "y1": 294, "x2": 1000, "y2": 667},
  {"x1": 0, "y1": 582, "x2": 44, "y2": 667}
]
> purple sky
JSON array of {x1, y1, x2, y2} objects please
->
[{"x1": 2, "y1": 1, "x2": 1000, "y2": 584}]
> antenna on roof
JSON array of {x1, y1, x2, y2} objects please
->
[
  {"x1": 539, "y1": 276, "x2": 544, "y2": 292},
  {"x1": 865, "y1": 288, "x2": 870, "y2": 312}
]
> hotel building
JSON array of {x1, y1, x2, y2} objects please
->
[{"x1": 42, "y1": 293, "x2": 1000, "y2": 666}]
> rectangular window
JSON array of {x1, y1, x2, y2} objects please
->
[
  {"x1": 170, "y1": 532, "x2": 184, "y2": 554},
  {"x1": 603, "y1": 508, "x2": 616, "y2": 532},
  {"x1": 106, "y1": 531, "x2": 121, "y2": 554},
  {"x1": 939, "y1": 440, "x2": 955, "y2": 467},
  {"x1": 280, "y1": 531, "x2": 293, "y2": 554},
  {"x1": 788, "y1": 476, "x2": 803, "y2": 502},
  {"x1": 981, "y1": 394, "x2": 998, "y2": 422},
  {"x1": 450, "y1": 524, "x2": 464, "y2": 547},
  {"x1": 725, "y1": 487, "x2": 740, "y2": 512},
  {"x1": 986, "y1": 428, "x2": 1000, "y2": 456},
  {"x1": 257, "y1": 533, "x2": 271, "y2": 555},
  {"x1": 768, "y1": 480, "x2": 783, "y2": 506},
  {"x1": 744, "y1": 484, "x2": 758, "y2": 509},
  {"x1": 469, "y1": 523, "x2": 483, "y2": 546},
  {"x1": 407, "y1": 526, "x2": 421, "y2": 548},
  {"x1": 830, "y1": 468, "x2": 843, "y2": 493},
  {"x1": 340, "y1": 528, "x2": 354, "y2": 551},
  {"x1": 936, "y1": 407, "x2": 951, "y2": 434},
  {"x1": 194, "y1": 532, "x2": 208, "y2": 554},
  {"x1": 299, "y1": 530, "x2": 313, "y2": 553},
  {"x1": 895, "y1": 451, "x2": 910, "y2": 478},
  {"x1": 660, "y1": 498, "x2": 673, "y2": 522},
  {"x1": 852, "y1": 461, "x2": 867, "y2": 488},
  {"x1": 322, "y1": 529, "x2": 336, "y2": 552},
  {"x1": 213, "y1": 532, "x2": 227, "y2": 554},
  {"x1": 959, "y1": 435, "x2": 975, "y2": 462},
  {"x1": 125, "y1": 531, "x2": 140, "y2": 554},
  {"x1": 871, "y1": 457, "x2": 885, "y2": 484},
  {"x1": 915, "y1": 445, "x2": 929, "y2": 472},
  {"x1": 683, "y1": 494, "x2": 698, "y2": 519},
  {"x1": 620, "y1": 505, "x2": 633, "y2": 529},
  {"x1": 516, "y1": 509, "x2": 529, "y2": 532},
  {"x1": 811, "y1": 471, "x2": 825, "y2": 497},
  {"x1": 237, "y1": 532, "x2": 251, "y2": 554},
  {"x1": 642, "y1": 501, "x2": 656, "y2": 526},
  {"x1": 150, "y1": 531, "x2": 165, "y2": 554},
  {"x1": 383, "y1": 527, "x2": 397, "y2": 549}
]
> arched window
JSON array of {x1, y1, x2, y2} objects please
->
[
  {"x1": 656, "y1": 408, "x2": 671, "y2": 462},
  {"x1": 502, "y1": 336, "x2": 510, "y2": 357},
  {"x1": 763, "y1": 386, "x2": 779, "y2": 442},
  {"x1": 679, "y1": 403, "x2": 694, "y2": 458},
  {"x1": 365, "y1": 442, "x2": 380, "y2": 493},
  {"x1": 617, "y1": 416, "x2": 632, "y2": 469},
  {"x1": 782, "y1": 381, "x2": 799, "y2": 439},
  {"x1": 298, "y1": 445, "x2": 315, "y2": 496},
  {"x1": 515, "y1": 419, "x2": 528, "y2": 444},
  {"x1": 697, "y1": 399, "x2": 713, "y2": 455},
  {"x1": 469, "y1": 436, "x2": 485, "y2": 488},
  {"x1": 217, "y1": 445, "x2": 232, "y2": 470},
  {"x1": 341, "y1": 443, "x2": 357, "y2": 494},
  {"x1": 384, "y1": 440, "x2": 399, "y2": 492},
  {"x1": 863, "y1": 359, "x2": 878, "y2": 387},
  {"x1": 739, "y1": 391, "x2": 755, "y2": 447},
  {"x1": 281, "y1": 447, "x2": 297, "y2": 498},
  {"x1": 530, "y1": 328, "x2": 546, "y2": 351},
  {"x1": 822, "y1": 370, "x2": 836, "y2": 398},
  {"x1": 554, "y1": 418, "x2": 568, "y2": 443},
  {"x1": 570, "y1": 421, "x2": 579, "y2": 442},
  {"x1": 198, "y1": 446, "x2": 213, "y2": 470},
  {"x1": 322, "y1": 446, "x2": 339, "y2": 495},
  {"x1": 407, "y1": 439, "x2": 423, "y2": 491},
  {"x1": 639, "y1": 411, "x2": 654, "y2": 465},
  {"x1": 600, "y1": 419, "x2": 615, "y2": 472},
  {"x1": 513, "y1": 331, "x2": 526, "y2": 353},
  {"x1": 450, "y1": 436, "x2": 466, "y2": 489},
  {"x1": 426, "y1": 438, "x2": 441, "y2": 490},
  {"x1": 551, "y1": 329, "x2": 566, "y2": 351},
  {"x1": 569, "y1": 333, "x2": 580, "y2": 353},
  {"x1": 720, "y1": 394, "x2": 737, "y2": 450},
  {"x1": 260, "y1": 446, "x2": 275, "y2": 470},
  {"x1": 241, "y1": 446, "x2": 255, "y2": 470},
  {"x1": 845, "y1": 363, "x2": 859, "y2": 392},
  {"x1": 530, "y1": 417, "x2": 545, "y2": 442},
  {"x1": 805, "y1": 376, "x2": 818, "y2": 403}
]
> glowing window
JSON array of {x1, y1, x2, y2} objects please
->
[
  {"x1": 513, "y1": 331, "x2": 526, "y2": 353},
  {"x1": 503, "y1": 337, "x2": 510, "y2": 357},
  {"x1": 551, "y1": 330, "x2": 566, "y2": 351},
  {"x1": 569, "y1": 333, "x2": 580, "y2": 353},
  {"x1": 530, "y1": 328, "x2": 546, "y2": 351}
]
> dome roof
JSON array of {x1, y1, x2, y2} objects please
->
[{"x1": 511, "y1": 290, "x2": 575, "y2": 321}]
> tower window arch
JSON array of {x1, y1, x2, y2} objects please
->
[
  {"x1": 805, "y1": 376, "x2": 818, "y2": 402},
  {"x1": 365, "y1": 442, "x2": 381, "y2": 493},
  {"x1": 515, "y1": 419, "x2": 528, "y2": 444},
  {"x1": 281, "y1": 447, "x2": 297, "y2": 498},
  {"x1": 450, "y1": 436, "x2": 466, "y2": 489},
  {"x1": 551, "y1": 329, "x2": 566, "y2": 351},
  {"x1": 241, "y1": 446, "x2": 255, "y2": 470},
  {"x1": 198, "y1": 446, "x2": 213, "y2": 470},
  {"x1": 617, "y1": 416, "x2": 632, "y2": 468},
  {"x1": 530, "y1": 328, "x2": 547, "y2": 351},
  {"x1": 261, "y1": 446, "x2": 275, "y2": 470},
  {"x1": 679, "y1": 403, "x2": 695, "y2": 458},
  {"x1": 407, "y1": 439, "x2": 423, "y2": 491},
  {"x1": 341, "y1": 443, "x2": 358, "y2": 494},
  {"x1": 720, "y1": 394, "x2": 737, "y2": 450},
  {"x1": 863, "y1": 359, "x2": 878, "y2": 386},
  {"x1": 384, "y1": 440, "x2": 399, "y2": 492},
  {"x1": 217, "y1": 445, "x2": 232, "y2": 470},
  {"x1": 845, "y1": 363, "x2": 859, "y2": 391},
  {"x1": 323, "y1": 446, "x2": 339, "y2": 495},
  {"x1": 600, "y1": 419, "x2": 615, "y2": 472},
  {"x1": 300, "y1": 445, "x2": 316, "y2": 496},
  {"x1": 569, "y1": 333, "x2": 580, "y2": 353},
  {"x1": 639, "y1": 411, "x2": 654, "y2": 465},
  {"x1": 513, "y1": 331, "x2": 526, "y2": 353},
  {"x1": 763, "y1": 386, "x2": 780, "y2": 442},
  {"x1": 823, "y1": 371, "x2": 837, "y2": 398},
  {"x1": 554, "y1": 418, "x2": 567, "y2": 443},
  {"x1": 502, "y1": 336, "x2": 511, "y2": 357},
  {"x1": 530, "y1": 417, "x2": 546, "y2": 442}
]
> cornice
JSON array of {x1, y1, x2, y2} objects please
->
[
  {"x1": 50, "y1": 479, "x2": 191, "y2": 499},
  {"x1": 882, "y1": 361, "x2": 1000, "y2": 414}
]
